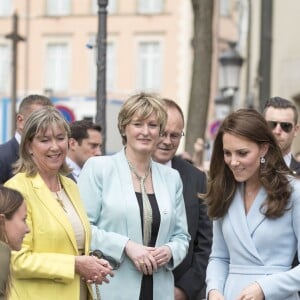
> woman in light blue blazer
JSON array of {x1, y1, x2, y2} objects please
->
[
  {"x1": 78, "y1": 93, "x2": 190, "y2": 300},
  {"x1": 205, "y1": 109, "x2": 300, "y2": 300}
]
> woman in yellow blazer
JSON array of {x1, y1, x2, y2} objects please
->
[{"x1": 5, "y1": 107, "x2": 113, "y2": 300}]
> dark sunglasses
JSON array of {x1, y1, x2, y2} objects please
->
[{"x1": 267, "y1": 121, "x2": 293, "y2": 133}]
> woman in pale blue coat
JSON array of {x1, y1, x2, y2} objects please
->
[
  {"x1": 78, "y1": 93, "x2": 190, "y2": 300},
  {"x1": 204, "y1": 109, "x2": 300, "y2": 300}
]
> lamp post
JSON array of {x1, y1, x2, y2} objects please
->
[
  {"x1": 215, "y1": 41, "x2": 244, "y2": 119},
  {"x1": 218, "y1": 41, "x2": 244, "y2": 96},
  {"x1": 5, "y1": 12, "x2": 25, "y2": 136},
  {"x1": 96, "y1": 0, "x2": 108, "y2": 154}
]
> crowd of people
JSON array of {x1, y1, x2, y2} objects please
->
[{"x1": 1, "y1": 92, "x2": 300, "y2": 300}]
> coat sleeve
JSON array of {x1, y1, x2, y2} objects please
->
[
  {"x1": 78, "y1": 157, "x2": 129, "y2": 261},
  {"x1": 164, "y1": 171, "x2": 191, "y2": 270},
  {"x1": 205, "y1": 218, "x2": 230, "y2": 297},
  {"x1": 256, "y1": 181, "x2": 300, "y2": 299}
]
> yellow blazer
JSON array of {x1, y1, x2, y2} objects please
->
[{"x1": 5, "y1": 173, "x2": 92, "y2": 300}]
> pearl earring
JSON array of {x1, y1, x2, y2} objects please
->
[{"x1": 260, "y1": 156, "x2": 266, "y2": 164}]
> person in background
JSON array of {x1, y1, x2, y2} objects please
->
[
  {"x1": 66, "y1": 120, "x2": 102, "y2": 182},
  {"x1": 5, "y1": 106, "x2": 113, "y2": 300},
  {"x1": 205, "y1": 108, "x2": 300, "y2": 300},
  {"x1": 152, "y1": 98, "x2": 212, "y2": 300},
  {"x1": 0, "y1": 186, "x2": 30, "y2": 299},
  {"x1": 263, "y1": 96, "x2": 300, "y2": 175},
  {"x1": 0, "y1": 94, "x2": 53, "y2": 184},
  {"x1": 78, "y1": 92, "x2": 190, "y2": 300}
]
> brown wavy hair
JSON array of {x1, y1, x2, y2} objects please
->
[
  {"x1": 204, "y1": 108, "x2": 292, "y2": 219},
  {"x1": 0, "y1": 186, "x2": 25, "y2": 298}
]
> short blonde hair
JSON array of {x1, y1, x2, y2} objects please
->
[
  {"x1": 118, "y1": 92, "x2": 167, "y2": 145},
  {"x1": 14, "y1": 106, "x2": 71, "y2": 176}
]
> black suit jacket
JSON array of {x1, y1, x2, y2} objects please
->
[
  {"x1": 0, "y1": 137, "x2": 19, "y2": 184},
  {"x1": 172, "y1": 156, "x2": 212, "y2": 300}
]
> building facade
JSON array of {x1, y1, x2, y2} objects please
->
[{"x1": 0, "y1": 0, "x2": 194, "y2": 153}]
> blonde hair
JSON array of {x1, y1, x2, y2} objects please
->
[
  {"x1": 118, "y1": 92, "x2": 167, "y2": 145},
  {"x1": 14, "y1": 106, "x2": 71, "y2": 176}
]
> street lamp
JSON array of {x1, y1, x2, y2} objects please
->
[
  {"x1": 214, "y1": 94, "x2": 234, "y2": 120},
  {"x1": 96, "y1": 0, "x2": 108, "y2": 154},
  {"x1": 218, "y1": 41, "x2": 244, "y2": 95},
  {"x1": 215, "y1": 41, "x2": 244, "y2": 120},
  {"x1": 5, "y1": 12, "x2": 25, "y2": 136}
]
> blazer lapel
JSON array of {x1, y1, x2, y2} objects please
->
[
  {"x1": 246, "y1": 187, "x2": 267, "y2": 235},
  {"x1": 228, "y1": 185, "x2": 264, "y2": 263},
  {"x1": 117, "y1": 150, "x2": 143, "y2": 244},
  {"x1": 60, "y1": 175, "x2": 91, "y2": 253},
  {"x1": 31, "y1": 174, "x2": 78, "y2": 253}
]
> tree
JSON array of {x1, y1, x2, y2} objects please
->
[{"x1": 185, "y1": 0, "x2": 214, "y2": 155}]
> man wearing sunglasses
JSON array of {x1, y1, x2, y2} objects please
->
[{"x1": 263, "y1": 96, "x2": 300, "y2": 175}]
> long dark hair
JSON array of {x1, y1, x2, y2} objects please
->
[{"x1": 204, "y1": 108, "x2": 292, "y2": 219}]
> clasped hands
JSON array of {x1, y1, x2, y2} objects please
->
[
  {"x1": 75, "y1": 255, "x2": 114, "y2": 284},
  {"x1": 208, "y1": 282, "x2": 264, "y2": 300},
  {"x1": 125, "y1": 240, "x2": 172, "y2": 275}
]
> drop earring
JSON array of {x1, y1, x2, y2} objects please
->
[{"x1": 260, "y1": 156, "x2": 266, "y2": 164}]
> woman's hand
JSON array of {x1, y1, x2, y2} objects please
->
[
  {"x1": 125, "y1": 240, "x2": 157, "y2": 275},
  {"x1": 150, "y1": 245, "x2": 172, "y2": 268},
  {"x1": 208, "y1": 289, "x2": 225, "y2": 300},
  {"x1": 236, "y1": 282, "x2": 264, "y2": 300},
  {"x1": 75, "y1": 255, "x2": 114, "y2": 284}
]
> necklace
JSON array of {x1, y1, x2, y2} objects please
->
[
  {"x1": 55, "y1": 176, "x2": 66, "y2": 212},
  {"x1": 126, "y1": 157, "x2": 152, "y2": 246}
]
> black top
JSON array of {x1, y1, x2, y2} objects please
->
[{"x1": 136, "y1": 192, "x2": 161, "y2": 300}]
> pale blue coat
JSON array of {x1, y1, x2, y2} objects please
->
[
  {"x1": 206, "y1": 178, "x2": 300, "y2": 300},
  {"x1": 78, "y1": 149, "x2": 190, "y2": 300}
]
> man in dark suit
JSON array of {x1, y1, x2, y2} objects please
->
[
  {"x1": 0, "y1": 94, "x2": 53, "y2": 184},
  {"x1": 153, "y1": 99, "x2": 212, "y2": 300},
  {"x1": 263, "y1": 96, "x2": 300, "y2": 175},
  {"x1": 263, "y1": 97, "x2": 300, "y2": 294},
  {"x1": 66, "y1": 120, "x2": 102, "y2": 182}
]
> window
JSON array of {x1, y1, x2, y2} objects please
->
[
  {"x1": 45, "y1": 43, "x2": 70, "y2": 92},
  {"x1": 0, "y1": 45, "x2": 10, "y2": 93},
  {"x1": 92, "y1": 0, "x2": 117, "y2": 15},
  {"x1": 46, "y1": 0, "x2": 71, "y2": 16},
  {"x1": 90, "y1": 40, "x2": 116, "y2": 92},
  {"x1": 137, "y1": 41, "x2": 162, "y2": 92},
  {"x1": 0, "y1": 0, "x2": 11, "y2": 17},
  {"x1": 137, "y1": 0, "x2": 163, "y2": 14}
]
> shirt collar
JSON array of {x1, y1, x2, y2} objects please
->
[
  {"x1": 66, "y1": 156, "x2": 81, "y2": 181},
  {"x1": 15, "y1": 132, "x2": 21, "y2": 144},
  {"x1": 284, "y1": 152, "x2": 292, "y2": 167}
]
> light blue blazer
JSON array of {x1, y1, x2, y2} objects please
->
[
  {"x1": 206, "y1": 178, "x2": 300, "y2": 300},
  {"x1": 78, "y1": 149, "x2": 190, "y2": 300}
]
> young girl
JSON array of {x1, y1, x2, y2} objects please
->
[{"x1": 0, "y1": 186, "x2": 29, "y2": 299}]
